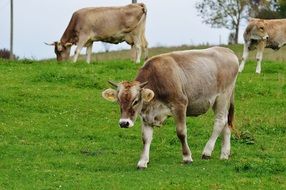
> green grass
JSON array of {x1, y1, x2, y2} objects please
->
[{"x1": 0, "y1": 45, "x2": 286, "y2": 189}]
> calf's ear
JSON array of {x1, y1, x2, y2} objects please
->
[
  {"x1": 142, "y1": 89, "x2": 154, "y2": 102},
  {"x1": 102, "y1": 89, "x2": 118, "y2": 102}
]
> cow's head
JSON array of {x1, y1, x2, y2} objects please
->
[
  {"x1": 246, "y1": 19, "x2": 269, "y2": 41},
  {"x1": 45, "y1": 41, "x2": 72, "y2": 61},
  {"x1": 102, "y1": 81, "x2": 154, "y2": 128}
]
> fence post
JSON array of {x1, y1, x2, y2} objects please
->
[{"x1": 10, "y1": 0, "x2": 14, "y2": 60}]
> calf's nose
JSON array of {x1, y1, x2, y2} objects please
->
[{"x1": 119, "y1": 121, "x2": 129, "y2": 128}]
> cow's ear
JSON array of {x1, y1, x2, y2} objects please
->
[
  {"x1": 102, "y1": 89, "x2": 118, "y2": 102},
  {"x1": 142, "y1": 88, "x2": 154, "y2": 102}
]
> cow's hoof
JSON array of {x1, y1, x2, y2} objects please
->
[
  {"x1": 202, "y1": 154, "x2": 211, "y2": 160},
  {"x1": 137, "y1": 160, "x2": 148, "y2": 169},
  {"x1": 220, "y1": 152, "x2": 230, "y2": 160}
]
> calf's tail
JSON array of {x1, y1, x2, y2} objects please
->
[{"x1": 227, "y1": 93, "x2": 235, "y2": 129}]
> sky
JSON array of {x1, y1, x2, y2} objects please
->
[{"x1": 0, "y1": 0, "x2": 245, "y2": 60}]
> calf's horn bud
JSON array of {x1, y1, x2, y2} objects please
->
[
  {"x1": 140, "y1": 81, "x2": 148, "y2": 88},
  {"x1": 108, "y1": 80, "x2": 118, "y2": 87}
]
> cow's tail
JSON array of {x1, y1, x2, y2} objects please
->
[
  {"x1": 138, "y1": 3, "x2": 147, "y2": 26},
  {"x1": 138, "y1": 3, "x2": 147, "y2": 15},
  {"x1": 227, "y1": 92, "x2": 235, "y2": 129},
  {"x1": 131, "y1": 3, "x2": 147, "y2": 32}
]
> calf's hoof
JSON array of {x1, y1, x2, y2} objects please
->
[
  {"x1": 183, "y1": 160, "x2": 193, "y2": 164},
  {"x1": 183, "y1": 155, "x2": 193, "y2": 164},
  {"x1": 202, "y1": 154, "x2": 211, "y2": 160},
  {"x1": 137, "y1": 166, "x2": 147, "y2": 170}
]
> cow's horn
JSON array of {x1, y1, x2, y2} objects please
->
[
  {"x1": 65, "y1": 42, "x2": 73, "y2": 46},
  {"x1": 140, "y1": 81, "x2": 148, "y2": 88},
  {"x1": 108, "y1": 80, "x2": 118, "y2": 87},
  {"x1": 44, "y1": 42, "x2": 55, "y2": 46}
]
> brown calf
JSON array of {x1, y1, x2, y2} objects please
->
[{"x1": 103, "y1": 47, "x2": 239, "y2": 169}]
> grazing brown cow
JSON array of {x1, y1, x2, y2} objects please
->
[
  {"x1": 46, "y1": 3, "x2": 148, "y2": 63},
  {"x1": 239, "y1": 18, "x2": 286, "y2": 74},
  {"x1": 102, "y1": 47, "x2": 239, "y2": 169}
]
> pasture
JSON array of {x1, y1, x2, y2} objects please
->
[{"x1": 0, "y1": 44, "x2": 285, "y2": 189}]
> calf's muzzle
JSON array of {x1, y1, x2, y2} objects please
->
[{"x1": 119, "y1": 118, "x2": 134, "y2": 128}]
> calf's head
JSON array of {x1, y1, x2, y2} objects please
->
[
  {"x1": 102, "y1": 81, "x2": 154, "y2": 128},
  {"x1": 45, "y1": 41, "x2": 72, "y2": 61},
  {"x1": 246, "y1": 19, "x2": 269, "y2": 41}
]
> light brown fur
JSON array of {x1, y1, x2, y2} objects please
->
[{"x1": 103, "y1": 47, "x2": 239, "y2": 168}]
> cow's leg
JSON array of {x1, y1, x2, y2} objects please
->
[
  {"x1": 73, "y1": 37, "x2": 89, "y2": 63},
  {"x1": 86, "y1": 43, "x2": 93, "y2": 64},
  {"x1": 202, "y1": 95, "x2": 228, "y2": 159},
  {"x1": 130, "y1": 45, "x2": 136, "y2": 62},
  {"x1": 134, "y1": 37, "x2": 142, "y2": 64},
  {"x1": 255, "y1": 41, "x2": 266, "y2": 74},
  {"x1": 239, "y1": 42, "x2": 250, "y2": 72},
  {"x1": 141, "y1": 34, "x2": 148, "y2": 61},
  {"x1": 220, "y1": 125, "x2": 231, "y2": 159},
  {"x1": 137, "y1": 124, "x2": 153, "y2": 169},
  {"x1": 73, "y1": 44, "x2": 84, "y2": 63},
  {"x1": 172, "y1": 102, "x2": 193, "y2": 163}
]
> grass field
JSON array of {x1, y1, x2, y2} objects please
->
[{"x1": 0, "y1": 45, "x2": 285, "y2": 189}]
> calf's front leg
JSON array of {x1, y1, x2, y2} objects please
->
[
  {"x1": 137, "y1": 124, "x2": 153, "y2": 169},
  {"x1": 173, "y1": 104, "x2": 193, "y2": 163}
]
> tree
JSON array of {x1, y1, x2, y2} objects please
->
[
  {"x1": 250, "y1": 0, "x2": 280, "y2": 18},
  {"x1": 196, "y1": 0, "x2": 249, "y2": 44},
  {"x1": 260, "y1": 0, "x2": 286, "y2": 18},
  {"x1": 278, "y1": 0, "x2": 286, "y2": 18}
]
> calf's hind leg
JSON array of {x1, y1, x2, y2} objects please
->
[
  {"x1": 202, "y1": 95, "x2": 228, "y2": 159},
  {"x1": 220, "y1": 125, "x2": 231, "y2": 159}
]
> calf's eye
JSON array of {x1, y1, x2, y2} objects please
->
[{"x1": 132, "y1": 100, "x2": 139, "y2": 106}]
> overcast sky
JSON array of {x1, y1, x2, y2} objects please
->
[{"x1": 0, "y1": 0, "x2": 245, "y2": 59}]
